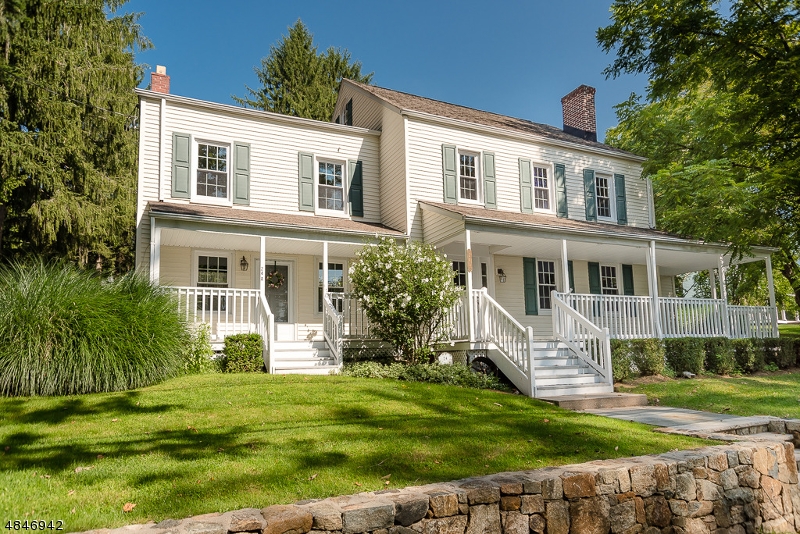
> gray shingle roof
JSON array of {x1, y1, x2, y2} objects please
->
[{"x1": 344, "y1": 80, "x2": 639, "y2": 157}]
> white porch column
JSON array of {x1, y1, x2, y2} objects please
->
[
  {"x1": 322, "y1": 241, "x2": 329, "y2": 299},
  {"x1": 259, "y1": 236, "x2": 266, "y2": 295},
  {"x1": 465, "y1": 229, "x2": 475, "y2": 342},
  {"x1": 560, "y1": 239, "x2": 570, "y2": 292},
  {"x1": 149, "y1": 216, "x2": 161, "y2": 284},
  {"x1": 647, "y1": 240, "x2": 663, "y2": 338},
  {"x1": 709, "y1": 268, "x2": 718, "y2": 300},
  {"x1": 765, "y1": 255, "x2": 779, "y2": 336},
  {"x1": 718, "y1": 256, "x2": 730, "y2": 337}
]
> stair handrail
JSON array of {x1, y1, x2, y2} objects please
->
[
  {"x1": 256, "y1": 293, "x2": 275, "y2": 373},
  {"x1": 551, "y1": 291, "x2": 612, "y2": 385},
  {"x1": 323, "y1": 293, "x2": 344, "y2": 365},
  {"x1": 476, "y1": 289, "x2": 533, "y2": 373}
]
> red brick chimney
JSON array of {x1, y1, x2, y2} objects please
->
[
  {"x1": 151, "y1": 65, "x2": 170, "y2": 94},
  {"x1": 561, "y1": 85, "x2": 597, "y2": 142}
]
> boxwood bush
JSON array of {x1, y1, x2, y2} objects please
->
[
  {"x1": 0, "y1": 260, "x2": 189, "y2": 396},
  {"x1": 760, "y1": 337, "x2": 795, "y2": 369},
  {"x1": 731, "y1": 338, "x2": 763, "y2": 373},
  {"x1": 609, "y1": 339, "x2": 664, "y2": 377},
  {"x1": 704, "y1": 338, "x2": 736, "y2": 375},
  {"x1": 664, "y1": 338, "x2": 705, "y2": 375},
  {"x1": 341, "y1": 362, "x2": 509, "y2": 391},
  {"x1": 223, "y1": 333, "x2": 264, "y2": 372}
]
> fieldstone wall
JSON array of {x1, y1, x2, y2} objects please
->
[{"x1": 93, "y1": 442, "x2": 800, "y2": 534}]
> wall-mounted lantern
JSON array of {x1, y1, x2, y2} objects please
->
[
  {"x1": 240, "y1": 256, "x2": 249, "y2": 272},
  {"x1": 497, "y1": 269, "x2": 507, "y2": 284}
]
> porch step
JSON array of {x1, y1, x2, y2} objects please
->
[
  {"x1": 533, "y1": 364, "x2": 595, "y2": 377},
  {"x1": 534, "y1": 382, "x2": 615, "y2": 397},
  {"x1": 539, "y1": 393, "x2": 648, "y2": 410},
  {"x1": 535, "y1": 373, "x2": 600, "y2": 387},
  {"x1": 270, "y1": 339, "x2": 339, "y2": 375}
]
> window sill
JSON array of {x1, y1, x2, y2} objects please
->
[
  {"x1": 315, "y1": 208, "x2": 350, "y2": 219},
  {"x1": 191, "y1": 196, "x2": 233, "y2": 208},
  {"x1": 458, "y1": 199, "x2": 483, "y2": 206}
]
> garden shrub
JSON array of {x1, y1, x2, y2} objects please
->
[
  {"x1": 629, "y1": 339, "x2": 665, "y2": 376},
  {"x1": 704, "y1": 337, "x2": 736, "y2": 375},
  {"x1": 610, "y1": 339, "x2": 634, "y2": 381},
  {"x1": 731, "y1": 338, "x2": 763, "y2": 373},
  {"x1": 341, "y1": 362, "x2": 509, "y2": 391},
  {"x1": 664, "y1": 338, "x2": 705, "y2": 374},
  {"x1": 0, "y1": 260, "x2": 189, "y2": 396},
  {"x1": 183, "y1": 324, "x2": 222, "y2": 374},
  {"x1": 223, "y1": 334, "x2": 264, "y2": 373},
  {"x1": 761, "y1": 337, "x2": 794, "y2": 369}
]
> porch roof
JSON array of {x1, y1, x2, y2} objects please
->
[{"x1": 148, "y1": 202, "x2": 404, "y2": 238}]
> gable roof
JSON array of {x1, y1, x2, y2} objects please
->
[{"x1": 343, "y1": 79, "x2": 639, "y2": 158}]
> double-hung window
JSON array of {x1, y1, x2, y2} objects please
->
[
  {"x1": 452, "y1": 261, "x2": 467, "y2": 287},
  {"x1": 317, "y1": 160, "x2": 346, "y2": 213},
  {"x1": 532, "y1": 165, "x2": 551, "y2": 211},
  {"x1": 197, "y1": 254, "x2": 228, "y2": 311},
  {"x1": 537, "y1": 260, "x2": 557, "y2": 310},
  {"x1": 595, "y1": 174, "x2": 613, "y2": 219},
  {"x1": 458, "y1": 152, "x2": 480, "y2": 202},
  {"x1": 318, "y1": 262, "x2": 345, "y2": 312},
  {"x1": 196, "y1": 143, "x2": 229, "y2": 200},
  {"x1": 601, "y1": 265, "x2": 619, "y2": 295}
]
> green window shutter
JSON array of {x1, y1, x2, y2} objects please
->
[
  {"x1": 442, "y1": 145, "x2": 457, "y2": 204},
  {"x1": 349, "y1": 160, "x2": 363, "y2": 217},
  {"x1": 583, "y1": 169, "x2": 597, "y2": 222},
  {"x1": 232, "y1": 142, "x2": 250, "y2": 205},
  {"x1": 345, "y1": 99, "x2": 353, "y2": 126},
  {"x1": 615, "y1": 173, "x2": 627, "y2": 225},
  {"x1": 523, "y1": 257, "x2": 539, "y2": 315},
  {"x1": 555, "y1": 163, "x2": 568, "y2": 218},
  {"x1": 568, "y1": 260, "x2": 575, "y2": 293},
  {"x1": 298, "y1": 152, "x2": 315, "y2": 212},
  {"x1": 483, "y1": 152, "x2": 497, "y2": 209},
  {"x1": 622, "y1": 264, "x2": 635, "y2": 295},
  {"x1": 171, "y1": 132, "x2": 191, "y2": 198},
  {"x1": 519, "y1": 158, "x2": 532, "y2": 213},
  {"x1": 588, "y1": 262, "x2": 601, "y2": 295}
]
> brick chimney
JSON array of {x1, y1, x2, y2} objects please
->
[
  {"x1": 151, "y1": 65, "x2": 170, "y2": 94},
  {"x1": 561, "y1": 85, "x2": 597, "y2": 142}
]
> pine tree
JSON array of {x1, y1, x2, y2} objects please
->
[
  {"x1": 233, "y1": 20, "x2": 372, "y2": 121},
  {"x1": 0, "y1": 0, "x2": 148, "y2": 273}
]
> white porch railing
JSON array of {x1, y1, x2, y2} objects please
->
[
  {"x1": 563, "y1": 293, "x2": 655, "y2": 339},
  {"x1": 446, "y1": 291, "x2": 470, "y2": 341},
  {"x1": 166, "y1": 287, "x2": 273, "y2": 369},
  {"x1": 323, "y1": 293, "x2": 344, "y2": 364},
  {"x1": 552, "y1": 292, "x2": 613, "y2": 385},
  {"x1": 659, "y1": 297, "x2": 726, "y2": 338},
  {"x1": 729, "y1": 305, "x2": 775, "y2": 339},
  {"x1": 473, "y1": 289, "x2": 530, "y2": 372}
]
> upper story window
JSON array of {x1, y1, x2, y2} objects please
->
[
  {"x1": 595, "y1": 174, "x2": 613, "y2": 219},
  {"x1": 533, "y1": 165, "x2": 551, "y2": 211},
  {"x1": 196, "y1": 142, "x2": 230, "y2": 202},
  {"x1": 459, "y1": 152, "x2": 480, "y2": 202},
  {"x1": 318, "y1": 161, "x2": 345, "y2": 212}
]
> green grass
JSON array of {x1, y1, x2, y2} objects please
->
[
  {"x1": 1, "y1": 374, "x2": 709, "y2": 531},
  {"x1": 627, "y1": 372, "x2": 800, "y2": 418},
  {"x1": 779, "y1": 323, "x2": 800, "y2": 336}
]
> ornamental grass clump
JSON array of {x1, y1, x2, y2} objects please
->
[
  {"x1": 349, "y1": 237, "x2": 462, "y2": 363},
  {"x1": 0, "y1": 261, "x2": 189, "y2": 396}
]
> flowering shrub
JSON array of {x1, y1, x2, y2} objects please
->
[{"x1": 349, "y1": 237, "x2": 462, "y2": 363}]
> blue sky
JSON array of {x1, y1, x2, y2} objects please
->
[{"x1": 125, "y1": 0, "x2": 646, "y2": 142}]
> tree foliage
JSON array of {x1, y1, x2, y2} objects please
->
[
  {"x1": 349, "y1": 238, "x2": 462, "y2": 364},
  {"x1": 233, "y1": 20, "x2": 372, "y2": 121},
  {"x1": 599, "y1": 0, "x2": 800, "y2": 307},
  {"x1": 0, "y1": 0, "x2": 148, "y2": 273}
]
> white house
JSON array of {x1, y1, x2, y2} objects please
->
[{"x1": 135, "y1": 67, "x2": 778, "y2": 398}]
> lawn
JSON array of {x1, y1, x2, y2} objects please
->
[
  {"x1": 1, "y1": 374, "x2": 709, "y2": 531},
  {"x1": 779, "y1": 322, "x2": 800, "y2": 336},
  {"x1": 627, "y1": 372, "x2": 800, "y2": 419}
]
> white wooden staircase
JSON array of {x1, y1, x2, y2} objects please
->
[
  {"x1": 269, "y1": 340, "x2": 340, "y2": 375},
  {"x1": 527, "y1": 341, "x2": 613, "y2": 397}
]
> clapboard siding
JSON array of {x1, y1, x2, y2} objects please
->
[
  {"x1": 333, "y1": 83, "x2": 385, "y2": 131},
  {"x1": 135, "y1": 97, "x2": 164, "y2": 273},
  {"x1": 138, "y1": 97, "x2": 381, "y2": 223},
  {"x1": 379, "y1": 108, "x2": 407, "y2": 233},
  {"x1": 422, "y1": 209, "x2": 463, "y2": 245},
  {"x1": 405, "y1": 117, "x2": 649, "y2": 240},
  {"x1": 493, "y1": 255, "x2": 555, "y2": 339}
]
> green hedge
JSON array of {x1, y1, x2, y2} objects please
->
[
  {"x1": 223, "y1": 334, "x2": 264, "y2": 373},
  {"x1": 664, "y1": 338, "x2": 705, "y2": 374},
  {"x1": 704, "y1": 338, "x2": 736, "y2": 375},
  {"x1": 610, "y1": 339, "x2": 665, "y2": 379},
  {"x1": 341, "y1": 362, "x2": 509, "y2": 391}
]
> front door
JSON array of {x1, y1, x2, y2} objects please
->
[{"x1": 257, "y1": 260, "x2": 295, "y2": 341}]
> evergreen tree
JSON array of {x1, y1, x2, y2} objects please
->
[
  {"x1": 233, "y1": 20, "x2": 372, "y2": 121},
  {"x1": 0, "y1": 0, "x2": 148, "y2": 273}
]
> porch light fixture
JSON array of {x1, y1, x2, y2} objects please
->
[
  {"x1": 497, "y1": 269, "x2": 507, "y2": 283},
  {"x1": 239, "y1": 256, "x2": 249, "y2": 272}
]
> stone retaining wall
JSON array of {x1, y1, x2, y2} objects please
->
[{"x1": 95, "y1": 442, "x2": 800, "y2": 534}]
